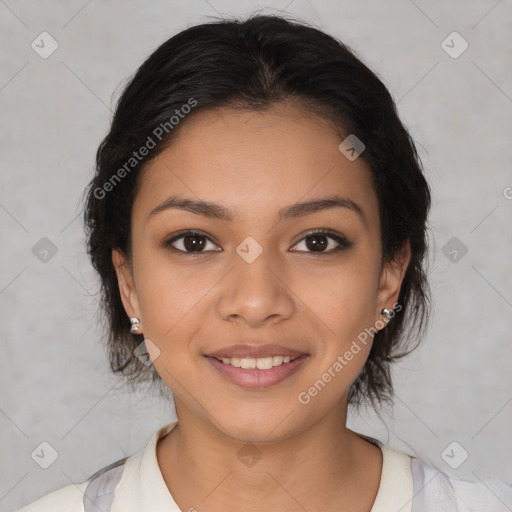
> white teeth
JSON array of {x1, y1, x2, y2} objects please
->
[
  {"x1": 272, "y1": 356, "x2": 283, "y2": 366},
  {"x1": 216, "y1": 355, "x2": 301, "y2": 369},
  {"x1": 240, "y1": 358, "x2": 256, "y2": 369},
  {"x1": 256, "y1": 357, "x2": 273, "y2": 370}
]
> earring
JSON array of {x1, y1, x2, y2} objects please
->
[
  {"x1": 129, "y1": 317, "x2": 142, "y2": 334},
  {"x1": 381, "y1": 308, "x2": 392, "y2": 319}
]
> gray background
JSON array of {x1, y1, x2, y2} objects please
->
[{"x1": 1, "y1": 1, "x2": 511, "y2": 510}]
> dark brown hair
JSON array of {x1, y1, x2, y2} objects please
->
[{"x1": 83, "y1": 13, "x2": 431, "y2": 412}]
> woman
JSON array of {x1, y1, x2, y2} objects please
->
[{"x1": 17, "y1": 13, "x2": 512, "y2": 512}]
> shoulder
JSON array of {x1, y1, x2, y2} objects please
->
[
  {"x1": 410, "y1": 455, "x2": 512, "y2": 512},
  {"x1": 14, "y1": 422, "x2": 177, "y2": 512},
  {"x1": 15, "y1": 455, "x2": 130, "y2": 512},
  {"x1": 14, "y1": 480, "x2": 88, "y2": 512}
]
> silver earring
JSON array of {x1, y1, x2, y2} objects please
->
[
  {"x1": 129, "y1": 317, "x2": 142, "y2": 334},
  {"x1": 381, "y1": 308, "x2": 391, "y2": 318}
]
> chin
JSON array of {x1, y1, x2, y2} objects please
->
[{"x1": 209, "y1": 405, "x2": 302, "y2": 445}]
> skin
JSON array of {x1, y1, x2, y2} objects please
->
[{"x1": 113, "y1": 101, "x2": 410, "y2": 512}]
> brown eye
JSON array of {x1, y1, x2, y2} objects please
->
[
  {"x1": 182, "y1": 234, "x2": 206, "y2": 252},
  {"x1": 304, "y1": 234, "x2": 328, "y2": 252},
  {"x1": 290, "y1": 229, "x2": 351, "y2": 254},
  {"x1": 165, "y1": 230, "x2": 221, "y2": 254}
]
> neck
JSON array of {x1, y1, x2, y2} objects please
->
[{"x1": 156, "y1": 401, "x2": 383, "y2": 512}]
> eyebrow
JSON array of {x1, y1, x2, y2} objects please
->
[{"x1": 149, "y1": 194, "x2": 366, "y2": 224}]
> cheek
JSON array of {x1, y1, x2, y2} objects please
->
[
  {"x1": 131, "y1": 247, "x2": 220, "y2": 370},
  {"x1": 290, "y1": 262, "x2": 379, "y2": 409},
  {"x1": 293, "y1": 253, "x2": 380, "y2": 342}
]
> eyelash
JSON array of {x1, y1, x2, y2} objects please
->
[{"x1": 163, "y1": 228, "x2": 352, "y2": 257}]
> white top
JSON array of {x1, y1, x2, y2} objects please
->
[{"x1": 16, "y1": 420, "x2": 512, "y2": 512}]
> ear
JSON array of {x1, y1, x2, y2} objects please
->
[
  {"x1": 375, "y1": 240, "x2": 411, "y2": 322},
  {"x1": 112, "y1": 248, "x2": 141, "y2": 320}
]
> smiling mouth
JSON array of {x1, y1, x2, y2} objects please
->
[
  {"x1": 211, "y1": 355, "x2": 302, "y2": 370},
  {"x1": 205, "y1": 353, "x2": 309, "y2": 388}
]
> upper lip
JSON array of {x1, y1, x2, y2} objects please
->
[{"x1": 205, "y1": 343, "x2": 306, "y2": 359}]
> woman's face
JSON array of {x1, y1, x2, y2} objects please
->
[{"x1": 114, "y1": 102, "x2": 409, "y2": 443}]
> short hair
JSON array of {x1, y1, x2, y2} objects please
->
[{"x1": 83, "y1": 13, "x2": 431, "y2": 412}]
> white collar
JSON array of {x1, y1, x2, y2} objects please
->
[{"x1": 111, "y1": 421, "x2": 413, "y2": 512}]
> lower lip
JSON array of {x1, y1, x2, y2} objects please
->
[{"x1": 205, "y1": 354, "x2": 309, "y2": 388}]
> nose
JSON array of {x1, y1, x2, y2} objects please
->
[{"x1": 217, "y1": 246, "x2": 295, "y2": 328}]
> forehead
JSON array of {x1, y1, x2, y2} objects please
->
[{"x1": 134, "y1": 103, "x2": 378, "y2": 226}]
